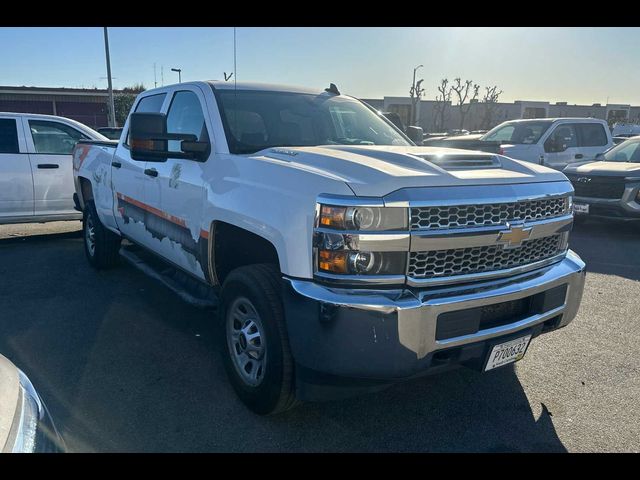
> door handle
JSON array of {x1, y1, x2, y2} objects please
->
[
  {"x1": 574, "y1": 154, "x2": 583, "y2": 159},
  {"x1": 144, "y1": 168, "x2": 158, "y2": 177},
  {"x1": 112, "y1": 161, "x2": 122, "y2": 168},
  {"x1": 37, "y1": 164, "x2": 59, "y2": 169}
]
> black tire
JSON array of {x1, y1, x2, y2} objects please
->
[
  {"x1": 83, "y1": 200, "x2": 121, "y2": 269},
  {"x1": 220, "y1": 263, "x2": 298, "y2": 415}
]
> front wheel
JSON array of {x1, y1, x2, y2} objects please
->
[
  {"x1": 83, "y1": 200, "x2": 121, "y2": 269},
  {"x1": 220, "y1": 264, "x2": 298, "y2": 415}
]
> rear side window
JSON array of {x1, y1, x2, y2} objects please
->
[
  {"x1": 135, "y1": 93, "x2": 166, "y2": 113},
  {"x1": 28, "y1": 120, "x2": 87, "y2": 154},
  {"x1": 125, "y1": 93, "x2": 167, "y2": 146},
  {"x1": 577, "y1": 123, "x2": 608, "y2": 147},
  {"x1": 0, "y1": 119, "x2": 19, "y2": 154}
]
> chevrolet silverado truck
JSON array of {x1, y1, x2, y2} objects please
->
[
  {"x1": 564, "y1": 135, "x2": 640, "y2": 222},
  {"x1": 72, "y1": 81, "x2": 586, "y2": 415}
]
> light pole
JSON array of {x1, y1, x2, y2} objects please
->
[
  {"x1": 410, "y1": 64, "x2": 424, "y2": 126},
  {"x1": 171, "y1": 68, "x2": 182, "y2": 83},
  {"x1": 103, "y1": 27, "x2": 116, "y2": 128}
]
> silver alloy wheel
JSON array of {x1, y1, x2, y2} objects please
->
[
  {"x1": 85, "y1": 212, "x2": 96, "y2": 257},
  {"x1": 226, "y1": 297, "x2": 266, "y2": 387}
]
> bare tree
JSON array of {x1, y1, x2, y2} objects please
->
[
  {"x1": 480, "y1": 85, "x2": 503, "y2": 130},
  {"x1": 451, "y1": 78, "x2": 480, "y2": 130},
  {"x1": 432, "y1": 78, "x2": 452, "y2": 132}
]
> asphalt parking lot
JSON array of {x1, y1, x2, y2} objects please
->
[{"x1": 0, "y1": 219, "x2": 639, "y2": 452}]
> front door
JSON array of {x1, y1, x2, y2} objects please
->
[
  {"x1": 0, "y1": 117, "x2": 33, "y2": 219},
  {"x1": 23, "y1": 118, "x2": 88, "y2": 216},
  {"x1": 543, "y1": 123, "x2": 580, "y2": 170},
  {"x1": 111, "y1": 92, "x2": 168, "y2": 249},
  {"x1": 145, "y1": 88, "x2": 209, "y2": 280}
]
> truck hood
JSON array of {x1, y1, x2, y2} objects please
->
[
  {"x1": 254, "y1": 145, "x2": 567, "y2": 196},
  {"x1": 563, "y1": 161, "x2": 640, "y2": 177}
]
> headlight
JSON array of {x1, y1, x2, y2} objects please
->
[
  {"x1": 315, "y1": 201, "x2": 409, "y2": 280},
  {"x1": 319, "y1": 205, "x2": 408, "y2": 231},
  {"x1": 318, "y1": 249, "x2": 407, "y2": 275}
]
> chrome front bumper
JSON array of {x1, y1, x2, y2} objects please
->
[{"x1": 283, "y1": 250, "x2": 586, "y2": 380}]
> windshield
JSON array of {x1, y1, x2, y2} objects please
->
[
  {"x1": 603, "y1": 138, "x2": 640, "y2": 162},
  {"x1": 213, "y1": 89, "x2": 411, "y2": 154},
  {"x1": 481, "y1": 120, "x2": 552, "y2": 145}
]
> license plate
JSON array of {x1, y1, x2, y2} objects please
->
[
  {"x1": 484, "y1": 335, "x2": 531, "y2": 371},
  {"x1": 573, "y1": 203, "x2": 589, "y2": 214}
]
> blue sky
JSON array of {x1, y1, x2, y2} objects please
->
[{"x1": 1, "y1": 27, "x2": 640, "y2": 105}]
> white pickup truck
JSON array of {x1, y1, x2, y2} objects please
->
[
  {"x1": 0, "y1": 112, "x2": 106, "y2": 224},
  {"x1": 73, "y1": 81, "x2": 586, "y2": 414}
]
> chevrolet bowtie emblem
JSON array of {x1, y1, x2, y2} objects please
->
[{"x1": 497, "y1": 225, "x2": 532, "y2": 248}]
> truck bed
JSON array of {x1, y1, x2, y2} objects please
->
[{"x1": 77, "y1": 139, "x2": 119, "y2": 148}]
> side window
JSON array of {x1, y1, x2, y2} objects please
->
[
  {"x1": 166, "y1": 91, "x2": 209, "y2": 154},
  {"x1": 124, "y1": 93, "x2": 166, "y2": 147},
  {"x1": 544, "y1": 124, "x2": 578, "y2": 153},
  {"x1": 486, "y1": 125, "x2": 515, "y2": 143},
  {"x1": 28, "y1": 120, "x2": 88, "y2": 155},
  {"x1": 135, "y1": 93, "x2": 167, "y2": 113},
  {"x1": 577, "y1": 123, "x2": 608, "y2": 147},
  {"x1": 0, "y1": 119, "x2": 19, "y2": 154}
]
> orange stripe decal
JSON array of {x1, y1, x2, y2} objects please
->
[{"x1": 116, "y1": 192, "x2": 210, "y2": 237}]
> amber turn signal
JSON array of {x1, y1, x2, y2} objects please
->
[
  {"x1": 318, "y1": 249, "x2": 349, "y2": 273},
  {"x1": 319, "y1": 205, "x2": 346, "y2": 229}
]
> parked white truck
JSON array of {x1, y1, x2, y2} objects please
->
[
  {"x1": 73, "y1": 81, "x2": 586, "y2": 414},
  {"x1": 0, "y1": 112, "x2": 106, "y2": 224}
]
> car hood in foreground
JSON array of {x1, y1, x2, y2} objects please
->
[
  {"x1": 563, "y1": 161, "x2": 640, "y2": 177},
  {"x1": 253, "y1": 145, "x2": 567, "y2": 197}
]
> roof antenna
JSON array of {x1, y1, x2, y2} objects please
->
[{"x1": 325, "y1": 83, "x2": 340, "y2": 95}]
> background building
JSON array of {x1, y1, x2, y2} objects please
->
[
  {"x1": 362, "y1": 95, "x2": 640, "y2": 133},
  {"x1": 0, "y1": 86, "x2": 121, "y2": 129}
]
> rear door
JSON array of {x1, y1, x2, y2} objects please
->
[
  {"x1": 575, "y1": 122, "x2": 611, "y2": 162},
  {"x1": 0, "y1": 116, "x2": 33, "y2": 219},
  {"x1": 111, "y1": 92, "x2": 168, "y2": 248},
  {"x1": 23, "y1": 117, "x2": 89, "y2": 216}
]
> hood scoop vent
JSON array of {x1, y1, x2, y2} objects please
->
[{"x1": 416, "y1": 154, "x2": 502, "y2": 170}]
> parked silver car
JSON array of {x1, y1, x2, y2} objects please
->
[{"x1": 0, "y1": 354, "x2": 65, "y2": 453}]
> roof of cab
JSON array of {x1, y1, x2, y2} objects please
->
[{"x1": 206, "y1": 81, "x2": 327, "y2": 95}]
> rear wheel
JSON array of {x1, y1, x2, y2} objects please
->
[
  {"x1": 220, "y1": 264, "x2": 298, "y2": 415},
  {"x1": 83, "y1": 200, "x2": 121, "y2": 269}
]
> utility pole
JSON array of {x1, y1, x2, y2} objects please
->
[
  {"x1": 161, "y1": 66, "x2": 164, "y2": 86},
  {"x1": 154, "y1": 63, "x2": 157, "y2": 88},
  {"x1": 103, "y1": 27, "x2": 117, "y2": 128}
]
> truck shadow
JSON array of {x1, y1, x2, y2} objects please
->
[
  {"x1": 570, "y1": 219, "x2": 640, "y2": 282},
  {"x1": 274, "y1": 365, "x2": 567, "y2": 452}
]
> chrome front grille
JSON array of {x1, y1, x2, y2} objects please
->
[
  {"x1": 408, "y1": 234, "x2": 565, "y2": 280},
  {"x1": 410, "y1": 197, "x2": 569, "y2": 230}
]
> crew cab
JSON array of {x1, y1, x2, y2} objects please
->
[
  {"x1": 482, "y1": 118, "x2": 613, "y2": 169},
  {"x1": 73, "y1": 81, "x2": 586, "y2": 414},
  {"x1": 428, "y1": 118, "x2": 613, "y2": 170},
  {"x1": 0, "y1": 112, "x2": 107, "y2": 224},
  {"x1": 564, "y1": 136, "x2": 640, "y2": 222}
]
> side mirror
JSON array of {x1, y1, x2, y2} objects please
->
[
  {"x1": 129, "y1": 112, "x2": 209, "y2": 162},
  {"x1": 595, "y1": 152, "x2": 604, "y2": 160},
  {"x1": 129, "y1": 112, "x2": 170, "y2": 162},
  {"x1": 406, "y1": 126, "x2": 424, "y2": 145}
]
